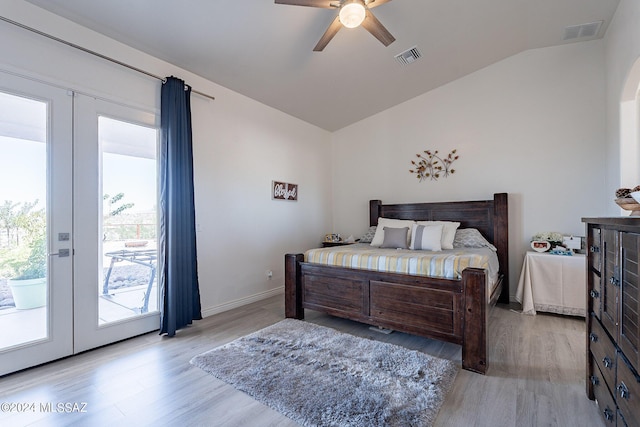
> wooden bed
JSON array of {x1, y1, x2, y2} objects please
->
[{"x1": 284, "y1": 193, "x2": 509, "y2": 374}]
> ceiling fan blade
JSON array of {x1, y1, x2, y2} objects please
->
[
  {"x1": 274, "y1": 0, "x2": 335, "y2": 8},
  {"x1": 314, "y1": 15, "x2": 343, "y2": 51},
  {"x1": 361, "y1": 10, "x2": 395, "y2": 46},
  {"x1": 365, "y1": 0, "x2": 392, "y2": 9}
]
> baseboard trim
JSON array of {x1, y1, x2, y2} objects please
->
[{"x1": 201, "y1": 286, "x2": 284, "y2": 318}]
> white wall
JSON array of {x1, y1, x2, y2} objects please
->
[
  {"x1": 331, "y1": 41, "x2": 607, "y2": 297},
  {"x1": 191, "y1": 93, "x2": 332, "y2": 313},
  {"x1": 0, "y1": 0, "x2": 332, "y2": 316},
  {"x1": 605, "y1": 0, "x2": 640, "y2": 212}
]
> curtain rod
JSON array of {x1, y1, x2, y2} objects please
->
[{"x1": 0, "y1": 15, "x2": 215, "y2": 101}]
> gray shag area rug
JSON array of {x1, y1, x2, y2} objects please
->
[{"x1": 190, "y1": 319, "x2": 458, "y2": 426}]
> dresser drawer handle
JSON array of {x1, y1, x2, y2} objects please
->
[
  {"x1": 589, "y1": 333, "x2": 598, "y2": 342},
  {"x1": 603, "y1": 408, "x2": 614, "y2": 422},
  {"x1": 590, "y1": 375, "x2": 599, "y2": 386},
  {"x1": 617, "y1": 382, "x2": 630, "y2": 400},
  {"x1": 590, "y1": 290, "x2": 600, "y2": 299},
  {"x1": 602, "y1": 356, "x2": 613, "y2": 369}
]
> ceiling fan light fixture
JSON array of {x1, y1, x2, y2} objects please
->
[{"x1": 339, "y1": 2, "x2": 366, "y2": 28}]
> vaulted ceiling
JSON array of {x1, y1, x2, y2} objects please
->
[{"x1": 25, "y1": 0, "x2": 620, "y2": 131}]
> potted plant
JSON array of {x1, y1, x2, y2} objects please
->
[{"x1": 8, "y1": 234, "x2": 47, "y2": 309}]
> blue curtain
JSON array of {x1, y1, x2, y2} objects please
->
[{"x1": 159, "y1": 76, "x2": 202, "y2": 336}]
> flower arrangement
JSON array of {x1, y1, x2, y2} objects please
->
[
  {"x1": 531, "y1": 232, "x2": 564, "y2": 243},
  {"x1": 409, "y1": 149, "x2": 459, "y2": 181}
]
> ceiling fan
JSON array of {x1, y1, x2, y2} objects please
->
[{"x1": 275, "y1": 0, "x2": 395, "y2": 51}]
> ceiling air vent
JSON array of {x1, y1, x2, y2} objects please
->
[
  {"x1": 395, "y1": 46, "x2": 422, "y2": 66},
  {"x1": 563, "y1": 20, "x2": 603, "y2": 41}
]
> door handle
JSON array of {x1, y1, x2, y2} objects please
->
[{"x1": 48, "y1": 249, "x2": 70, "y2": 257}]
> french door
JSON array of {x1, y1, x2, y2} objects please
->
[
  {"x1": 0, "y1": 72, "x2": 159, "y2": 375},
  {"x1": 74, "y1": 94, "x2": 160, "y2": 352},
  {"x1": 0, "y1": 72, "x2": 73, "y2": 375}
]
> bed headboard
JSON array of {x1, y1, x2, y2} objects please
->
[{"x1": 369, "y1": 193, "x2": 509, "y2": 303}]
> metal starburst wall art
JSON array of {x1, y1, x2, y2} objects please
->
[{"x1": 409, "y1": 149, "x2": 459, "y2": 181}]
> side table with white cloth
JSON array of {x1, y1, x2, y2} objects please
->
[{"x1": 515, "y1": 251, "x2": 586, "y2": 316}]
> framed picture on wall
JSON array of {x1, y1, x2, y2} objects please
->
[{"x1": 272, "y1": 181, "x2": 298, "y2": 201}]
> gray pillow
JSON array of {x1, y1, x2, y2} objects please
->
[
  {"x1": 453, "y1": 228, "x2": 497, "y2": 251},
  {"x1": 359, "y1": 226, "x2": 377, "y2": 243},
  {"x1": 380, "y1": 226, "x2": 410, "y2": 249}
]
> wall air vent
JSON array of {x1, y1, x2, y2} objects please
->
[
  {"x1": 563, "y1": 20, "x2": 603, "y2": 41},
  {"x1": 395, "y1": 46, "x2": 422, "y2": 66}
]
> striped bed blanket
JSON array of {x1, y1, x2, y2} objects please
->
[{"x1": 305, "y1": 243, "x2": 499, "y2": 283}]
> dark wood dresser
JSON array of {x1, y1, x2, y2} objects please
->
[{"x1": 583, "y1": 218, "x2": 640, "y2": 426}]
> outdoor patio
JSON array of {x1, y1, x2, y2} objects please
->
[{"x1": 0, "y1": 282, "x2": 158, "y2": 350}]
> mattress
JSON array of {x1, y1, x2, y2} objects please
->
[{"x1": 305, "y1": 243, "x2": 500, "y2": 299}]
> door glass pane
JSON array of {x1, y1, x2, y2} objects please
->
[
  {"x1": 0, "y1": 91, "x2": 48, "y2": 350},
  {"x1": 99, "y1": 117, "x2": 158, "y2": 325}
]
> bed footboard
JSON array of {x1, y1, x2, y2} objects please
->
[
  {"x1": 284, "y1": 253, "x2": 488, "y2": 374},
  {"x1": 285, "y1": 253, "x2": 304, "y2": 319},
  {"x1": 461, "y1": 268, "x2": 488, "y2": 374}
]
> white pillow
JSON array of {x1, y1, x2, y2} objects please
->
[
  {"x1": 370, "y1": 218, "x2": 415, "y2": 247},
  {"x1": 416, "y1": 221, "x2": 460, "y2": 250},
  {"x1": 410, "y1": 223, "x2": 443, "y2": 251}
]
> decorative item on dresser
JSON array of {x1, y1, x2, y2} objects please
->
[
  {"x1": 583, "y1": 217, "x2": 640, "y2": 426},
  {"x1": 285, "y1": 193, "x2": 509, "y2": 375},
  {"x1": 614, "y1": 186, "x2": 640, "y2": 216}
]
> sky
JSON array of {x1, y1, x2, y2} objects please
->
[
  {"x1": 0, "y1": 136, "x2": 157, "y2": 215},
  {"x1": 0, "y1": 92, "x2": 157, "y2": 215}
]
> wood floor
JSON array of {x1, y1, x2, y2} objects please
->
[{"x1": 0, "y1": 296, "x2": 604, "y2": 427}]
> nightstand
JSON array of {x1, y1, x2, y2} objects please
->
[
  {"x1": 515, "y1": 251, "x2": 586, "y2": 316},
  {"x1": 321, "y1": 241, "x2": 355, "y2": 248}
]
